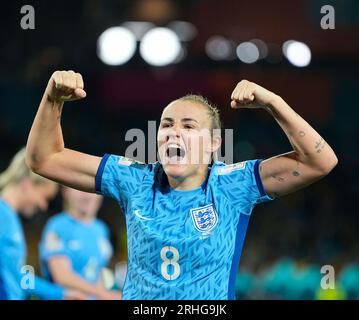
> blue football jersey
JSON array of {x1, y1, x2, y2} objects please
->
[
  {"x1": 0, "y1": 199, "x2": 65, "y2": 300},
  {"x1": 39, "y1": 212, "x2": 113, "y2": 284},
  {"x1": 95, "y1": 154, "x2": 274, "y2": 300}
]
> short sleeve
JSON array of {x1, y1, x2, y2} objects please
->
[
  {"x1": 95, "y1": 154, "x2": 148, "y2": 210},
  {"x1": 39, "y1": 220, "x2": 69, "y2": 262},
  {"x1": 215, "y1": 159, "x2": 274, "y2": 215}
]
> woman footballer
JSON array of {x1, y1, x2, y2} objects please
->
[
  {"x1": 39, "y1": 187, "x2": 122, "y2": 300},
  {"x1": 0, "y1": 148, "x2": 85, "y2": 300},
  {"x1": 25, "y1": 70, "x2": 338, "y2": 299}
]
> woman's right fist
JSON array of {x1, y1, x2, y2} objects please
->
[{"x1": 46, "y1": 70, "x2": 87, "y2": 103}]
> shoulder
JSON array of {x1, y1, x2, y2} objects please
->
[
  {"x1": 0, "y1": 207, "x2": 13, "y2": 224},
  {"x1": 94, "y1": 219, "x2": 110, "y2": 236},
  {"x1": 99, "y1": 154, "x2": 155, "y2": 179},
  {"x1": 212, "y1": 160, "x2": 259, "y2": 178},
  {"x1": 0, "y1": 201, "x2": 20, "y2": 235},
  {"x1": 213, "y1": 160, "x2": 248, "y2": 176},
  {"x1": 43, "y1": 212, "x2": 72, "y2": 233},
  {"x1": 102, "y1": 154, "x2": 150, "y2": 170},
  {"x1": 210, "y1": 160, "x2": 263, "y2": 195}
]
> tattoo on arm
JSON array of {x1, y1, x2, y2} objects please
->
[
  {"x1": 292, "y1": 160, "x2": 301, "y2": 177},
  {"x1": 49, "y1": 101, "x2": 64, "y2": 120},
  {"x1": 315, "y1": 137, "x2": 326, "y2": 153},
  {"x1": 271, "y1": 174, "x2": 285, "y2": 182}
]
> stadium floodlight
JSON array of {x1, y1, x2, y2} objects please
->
[
  {"x1": 139, "y1": 27, "x2": 181, "y2": 67},
  {"x1": 121, "y1": 21, "x2": 155, "y2": 41},
  {"x1": 205, "y1": 36, "x2": 235, "y2": 61},
  {"x1": 97, "y1": 27, "x2": 137, "y2": 66},
  {"x1": 236, "y1": 42, "x2": 260, "y2": 64},
  {"x1": 250, "y1": 39, "x2": 268, "y2": 59},
  {"x1": 283, "y1": 40, "x2": 311, "y2": 67},
  {"x1": 167, "y1": 21, "x2": 197, "y2": 42}
]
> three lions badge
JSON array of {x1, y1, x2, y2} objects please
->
[{"x1": 190, "y1": 204, "x2": 218, "y2": 233}]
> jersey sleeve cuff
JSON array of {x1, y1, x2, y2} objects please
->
[
  {"x1": 42, "y1": 251, "x2": 69, "y2": 261},
  {"x1": 254, "y1": 159, "x2": 274, "y2": 201},
  {"x1": 95, "y1": 153, "x2": 111, "y2": 194}
]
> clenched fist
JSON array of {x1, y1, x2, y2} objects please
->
[
  {"x1": 230, "y1": 80, "x2": 278, "y2": 109},
  {"x1": 46, "y1": 70, "x2": 87, "y2": 103}
]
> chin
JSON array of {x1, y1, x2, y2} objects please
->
[
  {"x1": 163, "y1": 163, "x2": 189, "y2": 178},
  {"x1": 22, "y1": 209, "x2": 37, "y2": 219}
]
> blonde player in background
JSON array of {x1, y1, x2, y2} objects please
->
[{"x1": 0, "y1": 148, "x2": 85, "y2": 300}]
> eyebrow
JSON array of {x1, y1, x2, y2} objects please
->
[{"x1": 160, "y1": 117, "x2": 199, "y2": 124}]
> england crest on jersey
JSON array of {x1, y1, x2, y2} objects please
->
[{"x1": 190, "y1": 204, "x2": 218, "y2": 232}]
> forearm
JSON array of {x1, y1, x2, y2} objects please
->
[
  {"x1": 27, "y1": 275, "x2": 65, "y2": 300},
  {"x1": 266, "y1": 95, "x2": 338, "y2": 172},
  {"x1": 53, "y1": 270, "x2": 104, "y2": 298},
  {"x1": 26, "y1": 92, "x2": 65, "y2": 170}
]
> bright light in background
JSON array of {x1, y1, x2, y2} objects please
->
[
  {"x1": 283, "y1": 40, "x2": 312, "y2": 67},
  {"x1": 121, "y1": 21, "x2": 155, "y2": 40},
  {"x1": 282, "y1": 40, "x2": 296, "y2": 56},
  {"x1": 236, "y1": 42, "x2": 260, "y2": 64},
  {"x1": 167, "y1": 21, "x2": 197, "y2": 41},
  {"x1": 174, "y1": 45, "x2": 187, "y2": 63},
  {"x1": 97, "y1": 27, "x2": 137, "y2": 65},
  {"x1": 250, "y1": 39, "x2": 268, "y2": 59},
  {"x1": 205, "y1": 36, "x2": 235, "y2": 61},
  {"x1": 140, "y1": 27, "x2": 181, "y2": 66}
]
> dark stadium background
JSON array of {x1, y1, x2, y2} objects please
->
[{"x1": 0, "y1": 0, "x2": 358, "y2": 299}]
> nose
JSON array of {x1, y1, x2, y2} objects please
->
[
  {"x1": 166, "y1": 123, "x2": 181, "y2": 141},
  {"x1": 38, "y1": 198, "x2": 49, "y2": 212}
]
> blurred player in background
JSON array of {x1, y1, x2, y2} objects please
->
[
  {"x1": 26, "y1": 71, "x2": 338, "y2": 299},
  {"x1": 0, "y1": 148, "x2": 85, "y2": 300},
  {"x1": 39, "y1": 187, "x2": 122, "y2": 300}
]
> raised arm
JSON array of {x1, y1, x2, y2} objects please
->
[
  {"x1": 26, "y1": 70, "x2": 101, "y2": 192},
  {"x1": 231, "y1": 80, "x2": 338, "y2": 198}
]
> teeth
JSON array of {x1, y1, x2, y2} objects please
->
[
  {"x1": 166, "y1": 144, "x2": 185, "y2": 159},
  {"x1": 168, "y1": 143, "x2": 181, "y2": 148}
]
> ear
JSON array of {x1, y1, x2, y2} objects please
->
[{"x1": 210, "y1": 135, "x2": 222, "y2": 153}]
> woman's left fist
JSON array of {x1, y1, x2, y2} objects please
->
[{"x1": 230, "y1": 80, "x2": 278, "y2": 109}]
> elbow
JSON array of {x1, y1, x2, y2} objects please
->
[
  {"x1": 25, "y1": 154, "x2": 41, "y2": 173},
  {"x1": 25, "y1": 155, "x2": 37, "y2": 172},
  {"x1": 316, "y1": 153, "x2": 339, "y2": 176},
  {"x1": 25, "y1": 148, "x2": 47, "y2": 174},
  {"x1": 25, "y1": 147, "x2": 39, "y2": 172}
]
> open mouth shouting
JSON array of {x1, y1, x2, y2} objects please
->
[{"x1": 165, "y1": 143, "x2": 186, "y2": 164}]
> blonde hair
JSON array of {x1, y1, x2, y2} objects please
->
[
  {"x1": 177, "y1": 94, "x2": 222, "y2": 163},
  {"x1": 177, "y1": 94, "x2": 222, "y2": 133},
  {"x1": 0, "y1": 147, "x2": 50, "y2": 191}
]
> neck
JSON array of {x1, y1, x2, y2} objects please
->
[
  {"x1": 68, "y1": 208, "x2": 94, "y2": 224},
  {"x1": 167, "y1": 165, "x2": 209, "y2": 190},
  {"x1": 1, "y1": 185, "x2": 21, "y2": 212}
]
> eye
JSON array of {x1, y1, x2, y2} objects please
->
[
  {"x1": 161, "y1": 123, "x2": 171, "y2": 128},
  {"x1": 184, "y1": 124, "x2": 194, "y2": 129}
]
